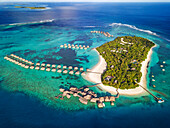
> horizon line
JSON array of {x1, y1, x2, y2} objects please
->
[{"x1": 0, "y1": 1, "x2": 170, "y2": 2}]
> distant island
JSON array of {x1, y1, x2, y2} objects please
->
[
  {"x1": 84, "y1": 36, "x2": 155, "y2": 95},
  {"x1": 15, "y1": 6, "x2": 47, "y2": 10}
]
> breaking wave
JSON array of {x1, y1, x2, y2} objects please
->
[
  {"x1": 109, "y1": 23, "x2": 157, "y2": 36},
  {"x1": 1, "y1": 19, "x2": 55, "y2": 26},
  {"x1": 109, "y1": 22, "x2": 170, "y2": 42}
]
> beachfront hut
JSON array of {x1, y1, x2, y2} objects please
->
[
  {"x1": 57, "y1": 69, "x2": 62, "y2": 73},
  {"x1": 68, "y1": 46, "x2": 71, "y2": 48},
  {"x1": 17, "y1": 63, "x2": 22, "y2": 66},
  {"x1": 104, "y1": 96, "x2": 110, "y2": 102},
  {"x1": 81, "y1": 92, "x2": 87, "y2": 96},
  {"x1": 110, "y1": 96, "x2": 115, "y2": 101},
  {"x1": 10, "y1": 54, "x2": 14, "y2": 57},
  {"x1": 35, "y1": 67, "x2": 40, "y2": 70},
  {"x1": 63, "y1": 91, "x2": 69, "y2": 96},
  {"x1": 80, "y1": 47, "x2": 83, "y2": 49},
  {"x1": 162, "y1": 69, "x2": 165, "y2": 71},
  {"x1": 60, "y1": 45, "x2": 64, "y2": 48},
  {"x1": 64, "y1": 45, "x2": 67, "y2": 48},
  {"x1": 71, "y1": 44, "x2": 74, "y2": 47},
  {"x1": 30, "y1": 66, "x2": 34, "y2": 69},
  {"x1": 81, "y1": 72, "x2": 85, "y2": 76},
  {"x1": 63, "y1": 70, "x2": 68, "y2": 74},
  {"x1": 93, "y1": 93, "x2": 97, "y2": 97},
  {"x1": 40, "y1": 67, "x2": 45, "y2": 71},
  {"x1": 160, "y1": 65, "x2": 163, "y2": 67},
  {"x1": 66, "y1": 94, "x2": 71, "y2": 99},
  {"x1": 163, "y1": 61, "x2": 166, "y2": 64},
  {"x1": 76, "y1": 47, "x2": 79, "y2": 49},
  {"x1": 15, "y1": 61, "x2": 19, "y2": 64},
  {"x1": 5, "y1": 57, "x2": 9, "y2": 60},
  {"x1": 28, "y1": 61, "x2": 33, "y2": 65},
  {"x1": 84, "y1": 88, "x2": 89, "y2": 92},
  {"x1": 25, "y1": 60, "x2": 29, "y2": 63},
  {"x1": 21, "y1": 64, "x2": 25, "y2": 67},
  {"x1": 52, "y1": 65, "x2": 56, "y2": 68},
  {"x1": 84, "y1": 47, "x2": 87, "y2": 50},
  {"x1": 84, "y1": 95, "x2": 91, "y2": 100},
  {"x1": 57, "y1": 65, "x2": 61, "y2": 69},
  {"x1": 90, "y1": 98, "x2": 99, "y2": 103},
  {"x1": 11, "y1": 60, "x2": 15, "y2": 63},
  {"x1": 4, "y1": 56, "x2": 7, "y2": 59},
  {"x1": 69, "y1": 70, "x2": 74, "y2": 75},
  {"x1": 41, "y1": 63, "x2": 45, "y2": 66},
  {"x1": 79, "y1": 97, "x2": 88, "y2": 105},
  {"x1": 68, "y1": 66, "x2": 72, "y2": 70},
  {"x1": 73, "y1": 93, "x2": 78, "y2": 97},
  {"x1": 75, "y1": 71, "x2": 80, "y2": 75},
  {"x1": 80, "y1": 67, "x2": 84, "y2": 71},
  {"x1": 97, "y1": 102, "x2": 105, "y2": 108},
  {"x1": 74, "y1": 67, "x2": 78, "y2": 70},
  {"x1": 87, "y1": 46, "x2": 89, "y2": 48},
  {"x1": 63, "y1": 66, "x2": 67, "y2": 69},
  {"x1": 88, "y1": 91, "x2": 94, "y2": 95},
  {"x1": 72, "y1": 46, "x2": 75, "y2": 49},
  {"x1": 51, "y1": 69, "x2": 56, "y2": 72},
  {"x1": 99, "y1": 97, "x2": 105, "y2": 102},
  {"x1": 46, "y1": 64, "x2": 51, "y2": 67},
  {"x1": 36, "y1": 63, "x2": 40, "y2": 66},
  {"x1": 152, "y1": 75, "x2": 154, "y2": 77},
  {"x1": 59, "y1": 88, "x2": 65, "y2": 92},
  {"x1": 70, "y1": 87, "x2": 78, "y2": 92},
  {"x1": 110, "y1": 101, "x2": 114, "y2": 106},
  {"x1": 24, "y1": 65, "x2": 29, "y2": 69},
  {"x1": 46, "y1": 68, "x2": 51, "y2": 72}
]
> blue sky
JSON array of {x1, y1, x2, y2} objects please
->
[{"x1": 1, "y1": 0, "x2": 170, "y2": 2}]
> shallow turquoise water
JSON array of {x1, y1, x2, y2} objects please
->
[{"x1": 0, "y1": 2, "x2": 170, "y2": 128}]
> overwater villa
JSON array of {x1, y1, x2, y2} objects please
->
[{"x1": 56, "y1": 86, "x2": 117, "y2": 108}]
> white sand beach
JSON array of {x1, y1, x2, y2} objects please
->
[{"x1": 84, "y1": 45, "x2": 156, "y2": 95}]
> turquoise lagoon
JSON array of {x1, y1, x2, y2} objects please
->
[{"x1": 0, "y1": 2, "x2": 170, "y2": 128}]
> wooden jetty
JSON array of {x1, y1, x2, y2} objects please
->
[
  {"x1": 139, "y1": 84, "x2": 164, "y2": 103},
  {"x1": 4, "y1": 54, "x2": 93, "y2": 76}
]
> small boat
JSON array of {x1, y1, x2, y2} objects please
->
[{"x1": 156, "y1": 98, "x2": 164, "y2": 103}]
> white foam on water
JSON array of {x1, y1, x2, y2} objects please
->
[
  {"x1": 1, "y1": 19, "x2": 55, "y2": 26},
  {"x1": 109, "y1": 22, "x2": 170, "y2": 42}
]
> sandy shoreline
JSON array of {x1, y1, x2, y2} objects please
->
[{"x1": 84, "y1": 45, "x2": 156, "y2": 96}]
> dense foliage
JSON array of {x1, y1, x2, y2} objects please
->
[{"x1": 96, "y1": 36, "x2": 155, "y2": 89}]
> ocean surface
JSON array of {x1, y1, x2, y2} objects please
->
[{"x1": 0, "y1": 2, "x2": 170, "y2": 128}]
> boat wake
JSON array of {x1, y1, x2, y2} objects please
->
[
  {"x1": 109, "y1": 22, "x2": 170, "y2": 42},
  {"x1": 1, "y1": 19, "x2": 55, "y2": 27}
]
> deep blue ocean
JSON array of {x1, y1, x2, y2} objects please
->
[{"x1": 0, "y1": 2, "x2": 170, "y2": 128}]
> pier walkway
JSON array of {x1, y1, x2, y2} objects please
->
[{"x1": 4, "y1": 54, "x2": 93, "y2": 76}]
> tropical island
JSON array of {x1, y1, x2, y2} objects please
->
[
  {"x1": 84, "y1": 36, "x2": 155, "y2": 95},
  {"x1": 15, "y1": 6, "x2": 47, "y2": 10}
]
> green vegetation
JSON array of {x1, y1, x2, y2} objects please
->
[
  {"x1": 96, "y1": 36, "x2": 155, "y2": 89},
  {"x1": 15, "y1": 6, "x2": 47, "y2": 10}
]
